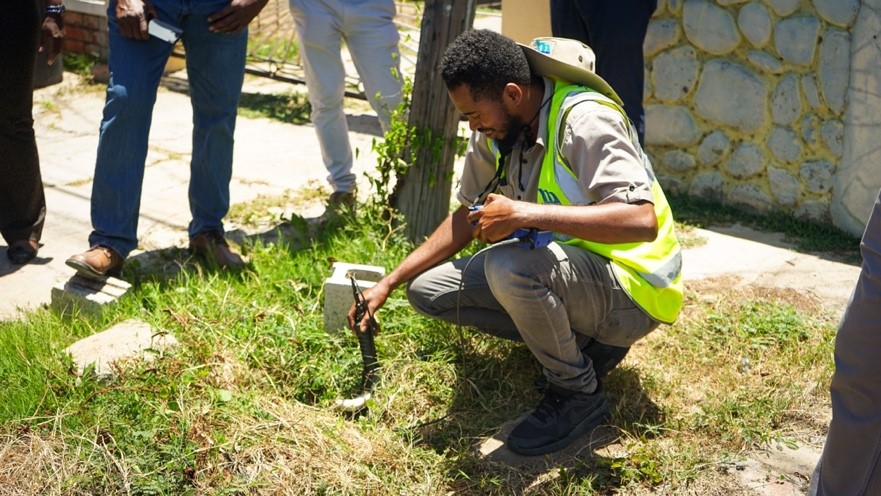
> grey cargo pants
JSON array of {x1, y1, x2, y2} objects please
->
[{"x1": 406, "y1": 242, "x2": 658, "y2": 394}]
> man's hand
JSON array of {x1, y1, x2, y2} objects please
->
[
  {"x1": 347, "y1": 280, "x2": 392, "y2": 335},
  {"x1": 467, "y1": 194, "x2": 525, "y2": 244},
  {"x1": 208, "y1": 0, "x2": 269, "y2": 34},
  {"x1": 115, "y1": 0, "x2": 157, "y2": 40},
  {"x1": 39, "y1": 9, "x2": 65, "y2": 65}
]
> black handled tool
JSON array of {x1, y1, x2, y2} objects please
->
[{"x1": 335, "y1": 276, "x2": 380, "y2": 412}]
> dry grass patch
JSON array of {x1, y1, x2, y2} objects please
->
[
  {"x1": 594, "y1": 278, "x2": 837, "y2": 491},
  {"x1": 211, "y1": 398, "x2": 445, "y2": 495}
]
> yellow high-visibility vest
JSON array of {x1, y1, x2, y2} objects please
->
[{"x1": 490, "y1": 80, "x2": 683, "y2": 323}]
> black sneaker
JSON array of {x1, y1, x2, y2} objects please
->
[{"x1": 508, "y1": 384, "x2": 610, "y2": 456}]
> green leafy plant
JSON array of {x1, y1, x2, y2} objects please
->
[
  {"x1": 62, "y1": 52, "x2": 100, "y2": 77},
  {"x1": 365, "y1": 76, "x2": 416, "y2": 218}
]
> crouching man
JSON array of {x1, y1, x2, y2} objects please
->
[{"x1": 349, "y1": 29, "x2": 683, "y2": 456}]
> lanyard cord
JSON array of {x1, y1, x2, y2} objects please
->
[
  {"x1": 473, "y1": 148, "x2": 511, "y2": 206},
  {"x1": 472, "y1": 93, "x2": 553, "y2": 204}
]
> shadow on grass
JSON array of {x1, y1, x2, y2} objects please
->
[
  {"x1": 237, "y1": 90, "x2": 386, "y2": 137},
  {"x1": 117, "y1": 245, "x2": 254, "y2": 291},
  {"x1": 118, "y1": 210, "x2": 335, "y2": 289},
  {"x1": 405, "y1": 337, "x2": 664, "y2": 494}
]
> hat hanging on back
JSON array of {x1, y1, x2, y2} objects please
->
[{"x1": 518, "y1": 37, "x2": 624, "y2": 106}]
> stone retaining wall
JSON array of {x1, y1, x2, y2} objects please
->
[{"x1": 644, "y1": 0, "x2": 880, "y2": 236}]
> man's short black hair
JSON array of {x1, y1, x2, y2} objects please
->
[{"x1": 440, "y1": 29, "x2": 533, "y2": 102}]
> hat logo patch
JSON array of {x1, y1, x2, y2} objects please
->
[{"x1": 535, "y1": 40, "x2": 552, "y2": 55}]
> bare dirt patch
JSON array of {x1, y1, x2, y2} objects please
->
[{"x1": 686, "y1": 276, "x2": 828, "y2": 316}]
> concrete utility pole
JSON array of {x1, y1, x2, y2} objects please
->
[{"x1": 395, "y1": 0, "x2": 476, "y2": 242}]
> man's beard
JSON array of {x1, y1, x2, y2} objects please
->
[{"x1": 494, "y1": 109, "x2": 526, "y2": 156}]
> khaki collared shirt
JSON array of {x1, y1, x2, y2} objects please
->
[{"x1": 456, "y1": 77, "x2": 654, "y2": 208}]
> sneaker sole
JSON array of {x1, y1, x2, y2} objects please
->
[{"x1": 508, "y1": 401, "x2": 611, "y2": 456}]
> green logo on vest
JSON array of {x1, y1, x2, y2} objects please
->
[{"x1": 538, "y1": 189, "x2": 561, "y2": 204}]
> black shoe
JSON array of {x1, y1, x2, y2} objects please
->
[
  {"x1": 7, "y1": 239, "x2": 39, "y2": 264},
  {"x1": 508, "y1": 384, "x2": 609, "y2": 456}
]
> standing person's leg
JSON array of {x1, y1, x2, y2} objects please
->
[
  {"x1": 0, "y1": 0, "x2": 45, "y2": 255},
  {"x1": 289, "y1": 0, "x2": 356, "y2": 194},
  {"x1": 87, "y1": 3, "x2": 175, "y2": 259},
  {"x1": 342, "y1": 0, "x2": 403, "y2": 133},
  {"x1": 181, "y1": 0, "x2": 247, "y2": 240},
  {"x1": 550, "y1": 0, "x2": 590, "y2": 47},
  {"x1": 558, "y1": 0, "x2": 655, "y2": 146},
  {"x1": 811, "y1": 189, "x2": 881, "y2": 495}
]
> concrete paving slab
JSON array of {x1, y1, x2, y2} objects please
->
[{"x1": 63, "y1": 318, "x2": 178, "y2": 377}]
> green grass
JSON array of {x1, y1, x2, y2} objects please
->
[
  {"x1": 62, "y1": 52, "x2": 101, "y2": 77},
  {"x1": 669, "y1": 193, "x2": 861, "y2": 257},
  {"x1": 248, "y1": 37, "x2": 299, "y2": 61},
  {"x1": 0, "y1": 193, "x2": 842, "y2": 494},
  {"x1": 237, "y1": 91, "x2": 312, "y2": 124}
]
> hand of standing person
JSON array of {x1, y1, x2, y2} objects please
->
[
  {"x1": 208, "y1": 0, "x2": 269, "y2": 34},
  {"x1": 115, "y1": 0, "x2": 157, "y2": 41},
  {"x1": 39, "y1": 2, "x2": 65, "y2": 64}
]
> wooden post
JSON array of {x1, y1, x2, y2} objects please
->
[{"x1": 395, "y1": 0, "x2": 476, "y2": 242}]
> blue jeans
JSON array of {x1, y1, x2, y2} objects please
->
[{"x1": 89, "y1": 0, "x2": 247, "y2": 258}]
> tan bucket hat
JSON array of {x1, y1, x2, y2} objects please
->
[{"x1": 518, "y1": 37, "x2": 624, "y2": 106}]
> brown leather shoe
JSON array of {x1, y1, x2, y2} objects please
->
[
  {"x1": 66, "y1": 246, "x2": 124, "y2": 278},
  {"x1": 189, "y1": 231, "x2": 245, "y2": 269}
]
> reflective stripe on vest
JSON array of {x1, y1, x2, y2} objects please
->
[{"x1": 538, "y1": 81, "x2": 683, "y2": 324}]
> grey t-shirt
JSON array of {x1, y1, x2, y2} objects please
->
[{"x1": 456, "y1": 77, "x2": 654, "y2": 208}]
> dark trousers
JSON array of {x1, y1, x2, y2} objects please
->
[
  {"x1": 811, "y1": 188, "x2": 881, "y2": 495},
  {"x1": 0, "y1": 0, "x2": 46, "y2": 245},
  {"x1": 550, "y1": 0, "x2": 656, "y2": 146}
]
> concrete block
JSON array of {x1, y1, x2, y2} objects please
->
[
  {"x1": 64, "y1": 319, "x2": 178, "y2": 378},
  {"x1": 323, "y1": 262, "x2": 385, "y2": 333},
  {"x1": 51, "y1": 274, "x2": 132, "y2": 316}
]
